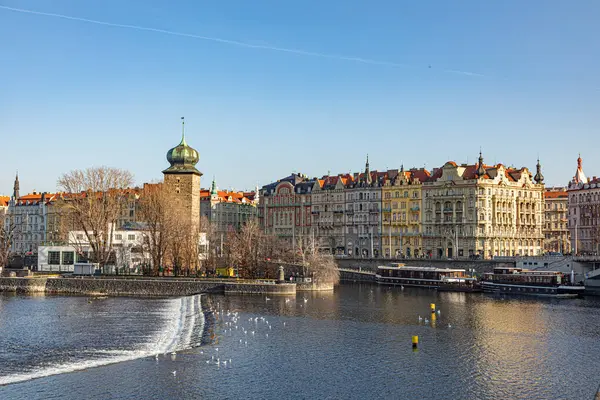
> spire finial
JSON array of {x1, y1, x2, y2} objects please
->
[
  {"x1": 534, "y1": 158, "x2": 544, "y2": 184},
  {"x1": 180, "y1": 117, "x2": 186, "y2": 145}
]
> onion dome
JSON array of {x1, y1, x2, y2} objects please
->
[
  {"x1": 534, "y1": 159, "x2": 544, "y2": 184},
  {"x1": 162, "y1": 118, "x2": 202, "y2": 176}
]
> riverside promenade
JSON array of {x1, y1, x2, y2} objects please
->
[{"x1": 0, "y1": 276, "x2": 296, "y2": 297}]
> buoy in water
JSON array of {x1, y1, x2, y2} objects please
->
[{"x1": 412, "y1": 335, "x2": 419, "y2": 349}]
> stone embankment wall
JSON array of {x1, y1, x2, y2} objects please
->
[
  {"x1": 0, "y1": 277, "x2": 48, "y2": 293},
  {"x1": 0, "y1": 277, "x2": 297, "y2": 297},
  {"x1": 46, "y1": 277, "x2": 224, "y2": 296},
  {"x1": 296, "y1": 281, "x2": 335, "y2": 291},
  {"x1": 224, "y1": 282, "x2": 296, "y2": 295}
]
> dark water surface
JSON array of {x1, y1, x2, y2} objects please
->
[{"x1": 1, "y1": 284, "x2": 599, "y2": 399}]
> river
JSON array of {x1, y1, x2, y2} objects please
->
[{"x1": 1, "y1": 284, "x2": 599, "y2": 399}]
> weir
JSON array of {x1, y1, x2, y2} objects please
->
[{"x1": 0, "y1": 277, "x2": 296, "y2": 297}]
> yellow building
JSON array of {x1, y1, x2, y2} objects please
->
[{"x1": 381, "y1": 168, "x2": 430, "y2": 258}]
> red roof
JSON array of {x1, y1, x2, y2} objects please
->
[
  {"x1": 0, "y1": 196, "x2": 9, "y2": 207},
  {"x1": 545, "y1": 191, "x2": 567, "y2": 199}
]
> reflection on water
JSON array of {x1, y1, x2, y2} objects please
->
[{"x1": 1, "y1": 285, "x2": 600, "y2": 400}]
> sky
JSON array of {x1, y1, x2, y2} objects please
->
[{"x1": 1, "y1": 0, "x2": 599, "y2": 195}]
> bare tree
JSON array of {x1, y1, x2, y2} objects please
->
[
  {"x1": 200, "y1": 215, "x2": 221, "y2": 275},
  {"x1": 137, "y1": 183, "x2": 175, "y2": 276},
  {"x1": 56, "y1": 167, "x2": 134, "y2": 271},
  {"x1": 0, "y1": 215, "x2": 16, "y2": 268}
]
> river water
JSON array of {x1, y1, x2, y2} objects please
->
[{"x1": 1, "y1": 284, "x2": 599, "y2": 399}]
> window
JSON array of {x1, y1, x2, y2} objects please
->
[
  {"x1": 48, "y1": 251, "x2": 60, "y2": 265},
  {"x1": 128, "y1": 234, "x2": 136, "y2": 241},
  {"x1": 62, "y1": 252, "x2": 74, "y2": 265},
  {"x1": 115, "y1": 234, "x2": 122, "y2": 240}
]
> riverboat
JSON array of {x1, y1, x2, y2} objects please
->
[
  {"x1": 481, "y1": 267, "x2": 584, "y2": 298},
  {"x1": 375, "y1": 264, "x2": 475, "y2": 290},
  {"x1": 436, "y1": 276, "x2": 482, "y2": 292}
]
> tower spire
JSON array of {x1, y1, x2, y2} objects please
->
[
  {"x1": 476, "y1": 150, "x2": 486, "y2": 177},
  {"x1": 365, "y1": 154, "x2": 372, "y2": 185},
  {"x1": 534, "y1": 158, "x2": 544, "y2": 184},
  {"x1": 210, "y1": 175, "x2": 218, "y2": 195},
  {"x1": 13, "y1": 171, "x2": 20, "y2": 199},
  {"x1": 180, "y1": 116, "x2": 187, "y2": 145}
]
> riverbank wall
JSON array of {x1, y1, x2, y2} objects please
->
[
  {"x1": 0, "y1": 277, "x2": 297, "y2": 297},
  {"x1": 296, "y1": 281, "x2": 335, "y2": 291}
]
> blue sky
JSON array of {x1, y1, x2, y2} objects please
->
[{"x1": 1, "y1": 0, "x2": 599, "y2": 195}]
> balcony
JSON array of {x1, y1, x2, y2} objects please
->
[{"x1": 410, "y1": 206, "x2": 420, "y2": 212}]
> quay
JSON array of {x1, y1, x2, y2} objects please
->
[{"x1": 0, "y1": 276, "x2": 296, "y2": 297}]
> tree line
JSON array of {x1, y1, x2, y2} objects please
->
[{"x1": 2, "y1": 166, "x2": 339, "y2": 283}]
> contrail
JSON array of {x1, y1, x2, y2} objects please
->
[{"x1": 0, "y1": 4, "x2": 485, "y2": 77}]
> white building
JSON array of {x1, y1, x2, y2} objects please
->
[
  {"x1": 422, "y1": 153, "x2": 545, "y2": 258},
  {"x1": 567, "y1": 155, "x2": 600, "y2": 255}
]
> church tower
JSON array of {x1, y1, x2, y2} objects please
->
[{"x1": 162, "y1": 117, "x2": 202, "y2": 229}]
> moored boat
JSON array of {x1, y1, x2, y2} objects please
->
[
  {"x1": 481, "y1": 267, "x2": 584, "y2": 298},
  {"x1": 436, "y1": 276, "x2": 482, "y2": 292},
  {"x1": 376, "y1": 263, "x2": 477, "y2": 291}
]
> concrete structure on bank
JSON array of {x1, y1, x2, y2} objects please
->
[
  {"x1": 544, "y1": 187, "x2": 571, "y2": 254},
  {"x1": 422, "y1": 153, "x2": 545, "y2": 259},
  {"x1": 567, "y1": 155, "x2": 600, "y2": 255}
]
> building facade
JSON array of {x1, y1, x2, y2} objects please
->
[
  {"x1": 543, "y1": 187, "x2": 571, "y2": 254},
  {"x1": 567, "y1": 155, "x2": 600, "y2": 255},
  {"x1": 381, "y1": 167, "x2": 429, "y2": 258},
  {"x1": 344, "y1": 158, "x2": 385, "y2": 258},
  {"x1": 311, "y1": 175, "x2": 348, "y2": 254},
  {"x1": 200, "y1": 179, "x2": 258, "y2": 233},
  {"x1": 422, "y1": 154, "x2": 545, "y2": 258}
]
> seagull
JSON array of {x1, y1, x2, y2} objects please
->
[
  {"x1": 283, "y1": 322, "x2": 287, "y2": 327},
  {"x1": 154, "y1": 354, "x2": 159, "y2": 360},
  {"x1": 401, "y1": 285, "x2": 405, "y2": 290},
  {"x1": 265, "y1": 297, "x2": 271, "y2": 301},
  {"x1": 448, "y1": 324, "x2": 452, "y2": 328},
  {"x1": 266, "y1": 333, "x2": 269, "y2": 338},
  {"x1": 216, "y1": 347, "x2": 219, "y2": 352},
  {"x1": 206, "y1": 360, "x2": 210, "y2": 364},
  {"x1": 171, "y1": 371, "x2": 177, "y2": 376},
  {"x1": 418, "y1": 316, "x2": 423, "y2": 322},
  {"x1": 425, "y1": 318, "x2": 429, "y2": 324},
  {"x1": 437, "y1": 310, "x2": 441, "y2": 315},
  {"x1": 251, "y1": 331, "x2": 255, "y2": 336},
  {"x1": 303, "y1": 298, "x2": 308, "y2": 303}
]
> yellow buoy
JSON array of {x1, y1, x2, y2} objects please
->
[
  {"x1": 430, "y1": 303, "x2": 436, "y2": 312},
  {"x1": 412, "y1": 335, "x2": 419, "y2": 349}
]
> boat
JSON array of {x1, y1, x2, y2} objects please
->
[
  {"x1": 481, "y1": 267, "x2": 585, "y2": 298},
  {"x1": 436, "y1": 276, "x2": 482, "y2": 292},
  {"x1": 375, "y1": 263, "x2": 478, "y2": 291}
]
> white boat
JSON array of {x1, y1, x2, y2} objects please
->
[{"x1": 481, "y1": 267, "x2": 584, "y2": 298}]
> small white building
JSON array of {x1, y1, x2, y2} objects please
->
[
  {"x1": 38, "y1": 245, "x2": 77, "y2": 272},
  {"x1": 68, "y1": 225, "x2": 149, "y2": 274}
]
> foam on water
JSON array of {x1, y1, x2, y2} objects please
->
[{"x1": 0, "y1": 294, "x2": 206, "y2": 386}]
